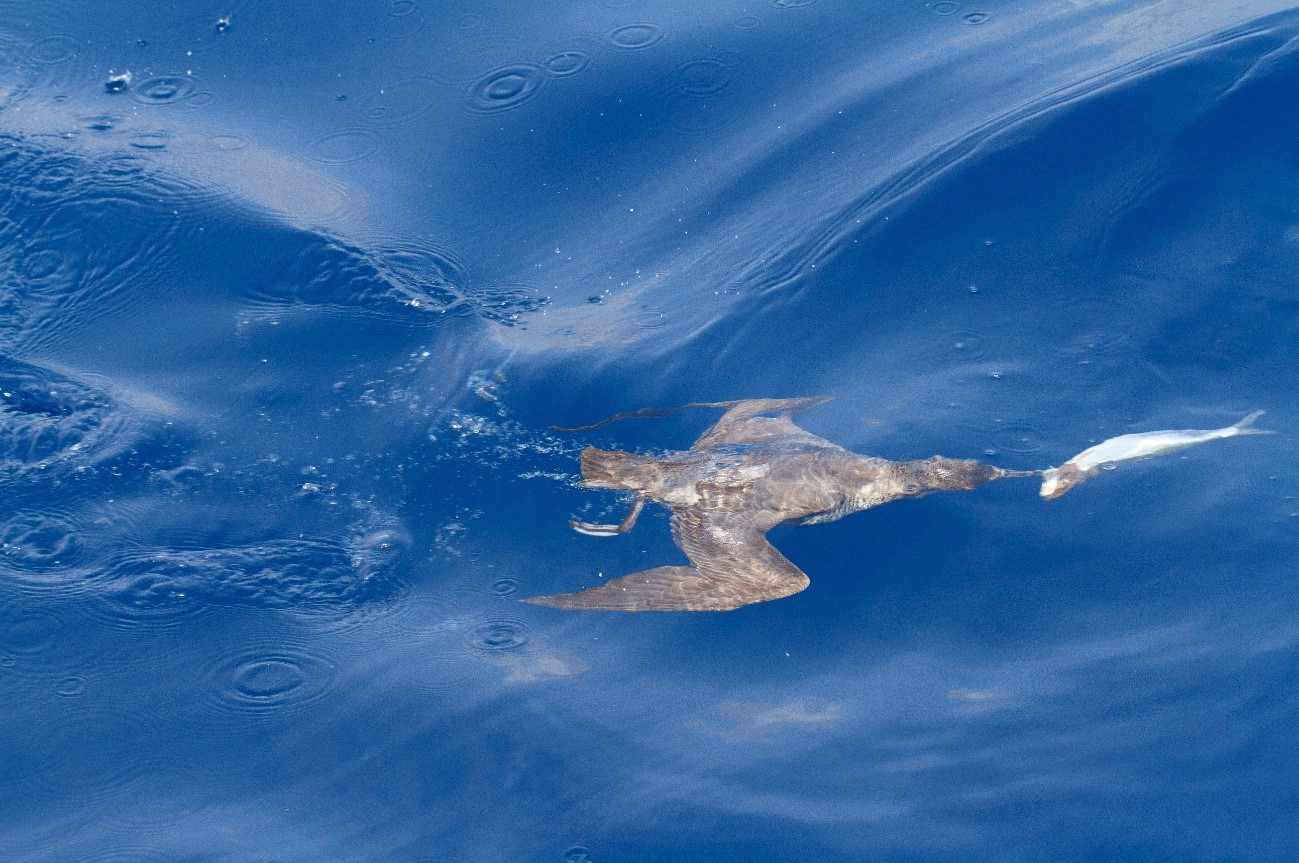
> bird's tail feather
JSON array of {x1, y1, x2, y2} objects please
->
[{"x1": 577, "y1": 446, "x2": 659, "y2": 491}]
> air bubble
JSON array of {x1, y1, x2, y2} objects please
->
[
  {"x1": 933, "y1": 1, "x2": 958, "y2": 13},
  {"x1": 943, "y1": 329, "x2": 987, "y2": 360},
  {"x1": 349, "y1": 527, "x2": 410, "y2": 579},
  {"x1": 491, "y1": 577, "x2": 518, "y2": 596},
  {"x1": 80, "y1": 114, "x2": 121, "y2": 132},
  {"x1": 103, "y1": 72, "x2": 131, "y2": 94},
  {"x1": 963, "y1": 12, "x2": 990, "y2": 24},
  {"x1": 134, "y1": 75, "x2": 197, "y2": 104}
]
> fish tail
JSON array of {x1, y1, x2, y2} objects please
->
[{"x1": 1233, "y1": 410, "x2": 1276, "y2": 436}]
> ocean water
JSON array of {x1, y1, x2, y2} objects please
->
[{"x1": 2, "y1": 0, "x2": 1298, "y2": 860}]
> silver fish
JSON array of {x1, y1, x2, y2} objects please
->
[{"x1": 1040, "y1": 411, "x2": 1273, "y2": 499}]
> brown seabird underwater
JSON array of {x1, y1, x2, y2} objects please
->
[{"x1": 525, "y1": 397, "x2": 1037, "y2": 612}]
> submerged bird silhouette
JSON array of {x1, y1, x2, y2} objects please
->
[{"x1": 525, "y1": 397, "x2": 1036, "y2": 612}]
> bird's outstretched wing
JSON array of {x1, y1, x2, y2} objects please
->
[
  {"x1": 551, "y1": 395, "x2": 833, "y2": 436},
  {"x1": 692, "y1": 396, "x2": 836, "y2": 451},
  {"x1": 525, "y1": 507, "x2": 808, "y2": 612}
]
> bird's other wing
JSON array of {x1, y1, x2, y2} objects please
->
[
  {"x1": 693, "y1": 396, "x2": 836, "y2": 451},
  {"x1": 525, "y1": 507, "x2": 808, "y2": 612},
  {"x1": 551, "y1": 395, "x2": 833, "y2": 438}
]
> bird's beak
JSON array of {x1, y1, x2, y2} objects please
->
[{"x1": 993, "y1": 468, "x2": 1043, "y2": 479}]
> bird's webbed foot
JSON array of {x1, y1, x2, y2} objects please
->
[{"x1": 569, "y1": 496, "x2": 645, "y2": 537}]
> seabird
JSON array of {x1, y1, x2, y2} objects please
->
[{"x1": 526, "y1": 397, "x2": 1035, "y2": 612}]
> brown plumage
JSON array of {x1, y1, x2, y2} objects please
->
[{"x1": 526, "y1": 397, "x2": 1035, "y2": 612}]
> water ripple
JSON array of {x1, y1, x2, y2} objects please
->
[
  {"x1": 205, "y1": 644, "x2": 339, "y2": 717},
  {"x1": 132, "y1": 74, "x2": 198, "y2": 105},
  {"x1": 308, "y1": 128, "x2": 381, "y2": 165},
  {"x1": 490, "y1": 577, "x2": 519, "y2": 597},
  {"x1": 0, "y1": 510, "x2": 81, "y2": 571},
  {"x1": 18, "y1": 702, "x2": 159, "y2": 814},
  {"x1": 677, "y1": 59, "x2": 732, "y2": 96},
  {"x1": 0, "y1": 357, "x2": 143, "y2": 494},
  {"x1": 468, "y1": 617, "x2": 530, "y2": 652},
  {"x1": 27, "y1": 34, "x2": 80, "y2": 64},
  {"x1": 249, "y1": 235, "x2": 463, "y2": 319},
  {"x1": 2, "y1": 609, "x2": 61, "y2": 656},
  {"x1": 366, "y1": 76, "x2": 441, "y2": 126},
  {"x1": 93, "y1": 535, "x2": 409, "y2": 625},
  {"x1": 543, "y1": 51, "x2": 591, "y2": 78},
  {"x1": 466, "y1": 64, "x2": 546, "y2": 113},
  {"x1": 608, "y1": 23, "x2": 663, "y2": 50},
  {"x1": 1051, "y1": 295, "x2": 1140, "y2": 362},
  {"x1": 127, "y1": 130, "x2": 172, "y2": 150}
]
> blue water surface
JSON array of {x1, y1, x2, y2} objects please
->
[{"x1": 2, "y1": 0, "x2": 1298, "y2": 860}]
